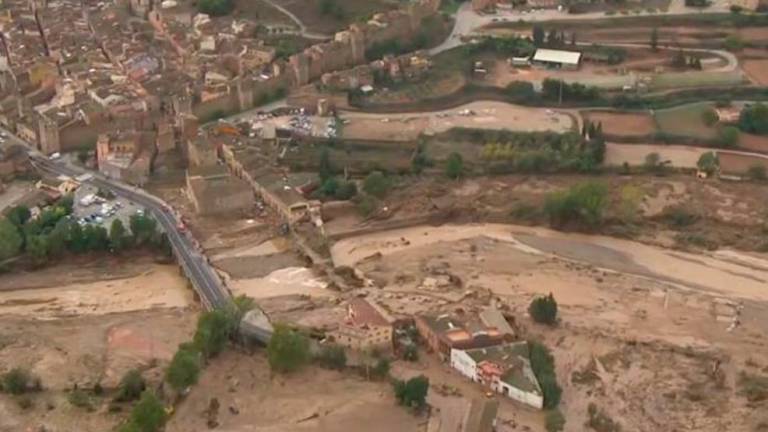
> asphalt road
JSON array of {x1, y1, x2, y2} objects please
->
[{"x1": 30, "y1": 156, "x2": 231, "y2": 309}]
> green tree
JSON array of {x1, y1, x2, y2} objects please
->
[
  {"x1": 319, "y1": 147, "x2": 334, "y2": 181},
  {"x1": 116, "y1": 370, "x2": 146, "y2": 402},
  {"x1": 166, "y1": 346, "x2": 201, "y2": 391},
  {"x1": 267, "y1": 324, "x2": 310, "y2": 373},
  {"x1": 129, "y1": 214, "x2": 158, "y2": 246},
  {"x1": 110, "y1": 219, "x2": 128, "y2": 252},
  {"x1": 529, "y1": 293, "x2": 558, "y2": 325},
  {"x1": 26, "y1": 235, "x2": 50, "y2": 266},
  {"x1": 47, "y1": 219, "x2": 69, "y2": 258},
  {"x1": 643, "y1": 152, "x2": 665, "y2": 173},
  {"x1": 697, "y1": 151, "x2": 719, "y2": 176},
  {"x1": 127, "y1": 391, "x2": 166, "y2": 432},
  {"x1": 59, "y1": 194, "x2": 74, "y2": 214},
  {"x1": 532, "y1": 25, "x2": 545, "y2": 46},
  {"x1": 739, "y1": 103, "x2": 768, "y2": 135},
  {"x1": 193, "y1": 310, "x2": 232, "y2": 358},
  {"x1": 315, "y1": 344, "x2": 347, "y2": 370},
  {"x1": 618, "y1": 185, "x2": 643, "y2": 223},
  {"x1": 198, "y1": 0, "x2": 233, "y2": 16},
  {"x1": 529, "y1": 341, "x2": 562, "y2": 409},
  {"x1": 67, "y1": 221, "x2": 87, "y2": 253},
  {"x1": 719, "y1": 126, "x2": 740, "y2": 148},
  {"x1": 650, "y1": 27, "x2": 658, "y2": 51},
  {"x1": 83, "y1": 225, "x2": 109, "y2": 251},
  {"x1": 0, "y1": 218, "x2": 23, "y2": 261},
  {"x1": 6, "y1": 206, "x2": 30, "y2": 227},
  {"x1": 544, "y1": 181, "x2": 608, "y2": 230},
  {"x1": 393, "y1": 375, "x2": 429, "y2": 411},
  {"x1": 445, "y1": 152, "x2": 464, "y2": 179},
  {"x1": 363, "y1": 171, "x2": 390, "y2": 198}
]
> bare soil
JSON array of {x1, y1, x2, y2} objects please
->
[
  {"x1": 583, "y1": 111, "x2": 657, "y2": 137},
  {"x1": 330, "y1": 225, "x2": 768, "y2": 431},
  {"x1": 165, "y1": 351, "x2": 423, "y2": 432},
  {"x1": 743, "y1": 59, "x2": 768, "y2": 85},
  {"x1": 0, "y1": 310, "x2": 196, "y2": 432}
]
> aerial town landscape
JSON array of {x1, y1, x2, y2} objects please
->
[{"x1": 1, "y1": 0, "x2": 768, "y2": 430}]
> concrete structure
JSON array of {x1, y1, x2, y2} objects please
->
[
  {"x1": 332, "y1": 298, "x2": 393, "y2": 351},
  {"x1": 532, "y1": 49, "x2": 581, "y2": 70},
  {"x1": 186, "y1": 164, "x2": 253, "y2": 216},
  {"x1": 450, "y1": 342, "x2": 544, "y2": 409},
  {"x1": 415, "y1": 313, "x2": 506, "y2": 359}
]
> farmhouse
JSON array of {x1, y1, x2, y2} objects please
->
[
  {"x1": 532, "y1": 49, "x2": 582, "y2": 70},
  {"x1": 332, "y1": 298, "x2": 394, "y2": 351},
  {"x1": 450, "y1": 342, "x2": 544, "y2": 409},
  {"x1": 415, "y1": 313, "x2": 507, "y2": 359}
]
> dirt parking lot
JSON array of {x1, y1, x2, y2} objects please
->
[{"x1": 341, "y1": 101, "x2": 575, "y2": 141}]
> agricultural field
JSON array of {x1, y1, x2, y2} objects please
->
[
  {"x1": 653, "y1": 102, "x2": 719, "y2": 140},
  {"x1": 582, "y1": 110, "x2": 657, "y2": 137},
  {"x1": 743, "y1": 59, "x2": 768, "y2": 86}
]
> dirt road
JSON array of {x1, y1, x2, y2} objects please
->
[{"x1": 331, "y1": 223, "x2": 768, "y2": 302}]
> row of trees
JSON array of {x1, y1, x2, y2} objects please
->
[{"x1": 0, "y1": 197, "x2": 169, "y2": 268}]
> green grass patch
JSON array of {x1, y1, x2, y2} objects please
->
[{"x1": 654, "y1": 102, "x2": 718, "y2": 139}]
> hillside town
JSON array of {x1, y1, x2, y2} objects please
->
[{"x1": 2, "y1": 0, "x2": 768, "y2": 431}]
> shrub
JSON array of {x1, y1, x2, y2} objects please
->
[
  {"x1": 357, "y1": 196, "x2": 378, "y2": 217},
  {"x1": 316, "y1": 344, "x2": 347, "y2": 370},
  {"x1": 529, "y1": 293, "x2": 558, "y2": 325},
  {"x1": 371, "y1": 358, "x2": 391, "y2": 379},
  {"x1": 544, "y1": 181, "x2": 608, "y2": 230},
  {"x1": 68, "y1": 389, "x2": 93, "y2": 411},
  {"x1": 505, "y1": 81, "x2": 537, "y2": 102},
  {"x1": 267, "y1": 324, "x2": 311, "y2": 373},
  {"x1": 748, "y1": 164, "x2": 767, "y2": 181},
  {"x1": 334, "y1": 180, "x2": 358, "y2": 200},
  {"x1": 445, "y1": 152, "x2": 464, "y2": 179},
  {"x1": 363, "y1": 171, "x2": 390, "y2": 198},
  {"x1": 116, "y1": 370, "x2": 146, "y2": 402},
  {"x1": 662, "y1": 206, "x2": 698, "y2": 227},
  {"x1": 393, "y1": 375, "x2": 429, "y2": 412},
  {"x1": 718, "y1": 126, "x2": 740, "y2": 148},
  {"x1": 546, "y1": 409, "x2": 566, "y2": 432},
  {"x1": 739, "y1": 371, "x2": 768, "y2": 402},
  {"x1": 1, "y1": 368, "x2": 36, "y2": 395},
  {"x1": 701, "y1": 108, "x2": 719, "y2": 126},
  {"x1": 15, "y1": 395, "x2": 33, "y2": 410},
  {"x1": 586, "y1": 403, "x2": 622, "y2": 432}
]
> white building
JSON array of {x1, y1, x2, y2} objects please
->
[
  {"x1": 450, "y1": 342, "x2": 544, "y2": 409},
  {"x1": 532, "y1": 49, "x2": 582, "y2": 70}
]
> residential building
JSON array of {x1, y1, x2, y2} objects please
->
[
  {"x1": 415, "y1": 313, "x2": 507, "y2": 359},
  {"x1": 332, "y1": 298, "x2": 394, "y2": 351},
  {"x1": 450, "y1": 342, "x2": 544, "y2": 409}
]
